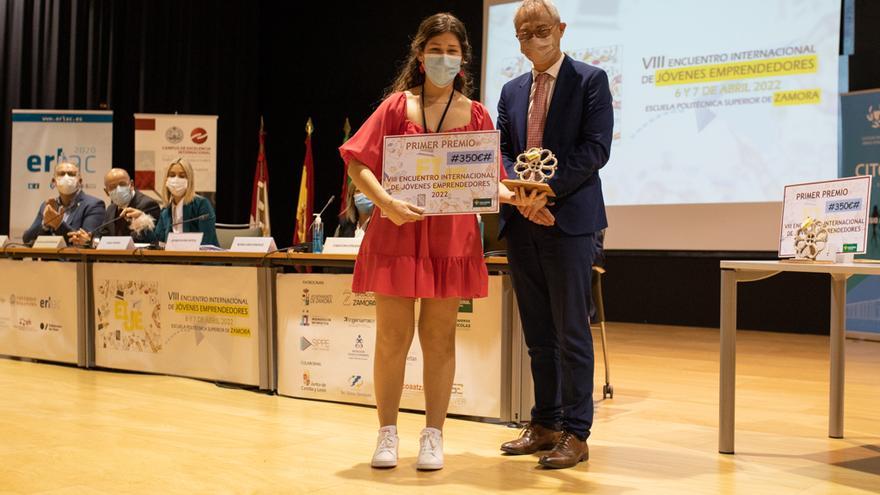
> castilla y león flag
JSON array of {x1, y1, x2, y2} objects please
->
[{"x1": 250, "y1": 117, "x2": 271, "y2": 236}]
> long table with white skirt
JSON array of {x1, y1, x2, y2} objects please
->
[
  {"x1": 0, "y1": 248, "x2": 275, "y2": 389},
  {"x1": 0, "y1": 247, "x2": 527, "y2": 421}
]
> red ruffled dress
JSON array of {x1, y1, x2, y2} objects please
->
[{"x1": 339, "y1": 92, "x2": 502, "y2": 299}]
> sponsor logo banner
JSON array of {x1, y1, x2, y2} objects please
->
[
  {"x1": 276, "y1": 273, "x2": 503, "y2": 418},
  {"x1": 0, "y1": 260, "x2": 78, "y2": 362}
]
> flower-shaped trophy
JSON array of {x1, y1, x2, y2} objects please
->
[
  {"x1": 793, "y1": 217, "x2": 829, "y2": 261},
  {"x1": 502, "y1": 147, "x2": 558, "y2": 197}
]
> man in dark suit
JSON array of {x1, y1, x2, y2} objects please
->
[
  {"x1": 22, "y1": 161, "x2": 105, "y2": 246},
  {"x1": 67, "y1": 168, "x2": 160, "y2": 245},
  {"x1": 497, "y1": 0, "x2": 613, "y2": 469}
]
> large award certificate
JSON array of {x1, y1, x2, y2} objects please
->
[{"x1": 382, "y1": 130, "x2": 500, "y2": 215}]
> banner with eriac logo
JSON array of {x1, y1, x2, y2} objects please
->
[
  {"x1": 93, "y1": 263, "x2": 260, "y2": 384},
  {"x1": 9, "y1": 110, "x2": 112, "y2": 241},
  {"x1": 841, "y1": 89, "x2": 880, "y2": 340},
  {"x1": 276, "y1": 274, "x2": 503, "y2": 418},
  {"x1": 0, "y1": 260, "x2": 79, "y2": 363},
  {"x1": 133, "y1": 114, "x2": 217, "y2": 199}
]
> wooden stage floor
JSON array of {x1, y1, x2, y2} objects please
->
[{"x1": 1, "y1": 323, "x2": 877, "y2": 494}]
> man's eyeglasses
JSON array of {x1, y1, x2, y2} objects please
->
[{"x1": 516, "y1": 25, "x2": 555, "y2": 42}]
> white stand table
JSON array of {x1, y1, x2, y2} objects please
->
[{"x1": 719, "y1": 260, "x2": 879, "y2": 454}]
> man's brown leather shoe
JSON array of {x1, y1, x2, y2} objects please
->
[
  {"x1": 538, "y1": 431, "x2": 589, "y2": 469},
  {"x1": 500, "y1": 422, "x2": 562, "y2": 455}
]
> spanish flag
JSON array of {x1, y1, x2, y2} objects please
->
[{"x1": 294, "y1": 118, "x2": 315, "y2": 245}]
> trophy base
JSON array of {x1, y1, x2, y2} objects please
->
[{"x1": 502, "y1": 179, "x2": 556, "y2": 197}]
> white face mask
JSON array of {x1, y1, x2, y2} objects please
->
[
  {"x1": 166, "y1": 177, "x2": 188, "y2": 197},
  {"x1": 521, "y1": 35, "x2": 556, "y2": 67},
  {"x1": 109, "y1": 185, "x2": 134, "y2": 207},
  {"x1": 424, "y1": 54, "x2": 462, "y2": 88},
  {"x1": 56, "y1": 175, "x2": 80, "y2": 195}
]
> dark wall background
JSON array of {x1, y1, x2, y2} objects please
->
[
  {"x1": 1, "y1": 0, "x2": 879, "y2": 334},
  {"x1": 0, "y1": 0, "x2": 262, "y2": 236},
  {"x1": 259, "y1": 0, "x2": 484, "y2": 247},
  {"x1": 849, "y1": 0, "x2": 880, "y2": 91},
  {"x1": 0, "y1": 0, "x2": 482, "y2": 245},
  {"x1": 601, "y1": 252, "x2": 832, "y2": 334}
]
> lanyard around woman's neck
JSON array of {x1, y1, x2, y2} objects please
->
[{"x1": 420, "y1": 84, "x2": 455, "y2": 133}]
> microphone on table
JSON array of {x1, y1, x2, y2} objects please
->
[
  {"x1": 120, "y1": 212, "x2": 211, "y2": 249},
  {"x1": 86, "y1": 204, "x2": 162, "y2": 240},
  {"x1": 170, "y1": 213, "x2": 212, "y2": 228},
  {"x1": 70, "y1": 204, "x2": 162, "y2": 248},
  {"x1": 308, "y1": 195, "x2": 336, "y2": 232}
]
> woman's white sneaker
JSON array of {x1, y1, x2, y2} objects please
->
[
  {"x1": 416, "y1": 427, "x2": 444, "y2": 470},
  {"x1": 371, "y1": 426, "x2": 399, "y2": 468}
]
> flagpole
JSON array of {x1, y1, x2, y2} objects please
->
[
  {"x1": 258, "y1": 116, "x2": 270, "y2": 236},
  {"x1": 339, "y1": 118, "x2": 354, "y2": 215}
]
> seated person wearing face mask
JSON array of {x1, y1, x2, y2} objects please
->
[
  {"x1": 67, "y1": 168, "x2": 161, "y2": 246},
  {"x1": 152, "y1": 158, "x2": 219, "y2": 246},
  {"x1": 335, "y1": 184, "x2": 374, "y2": 238},
  {"x1": 22, "y1": 161, "x2": 106, "y2": 246}
]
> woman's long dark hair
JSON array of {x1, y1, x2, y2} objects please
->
[{"x1": 385, "y1": 13, "x2": 474, "y2": 98}]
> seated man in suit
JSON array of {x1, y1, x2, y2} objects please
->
[
  {"x1": 68, "y1": 168, "x2": 160, "y2": 246},
  {"x1": 22, "y1": 160, "x2": 105, "y2": 246}
]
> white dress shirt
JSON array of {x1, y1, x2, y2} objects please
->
[{"x1": 172, "y1": 200, "x2": 184, "y2": 233}]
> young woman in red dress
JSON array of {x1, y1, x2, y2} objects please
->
[{"x1": 340, "y1": 13, "x2": 530, "y2": 471}]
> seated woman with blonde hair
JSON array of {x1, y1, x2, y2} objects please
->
[{"x1": 147, "y1": 158, "x2": 219, "y2": 246}]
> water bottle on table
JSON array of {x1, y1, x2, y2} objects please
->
[{"x1": 312, "y1": 213, "x2": 324, "y2": 253}]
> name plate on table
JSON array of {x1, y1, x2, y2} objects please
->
[
  {"x1": 230, "y1": 237, "x2": 277, "y2": 253},
  {"x1": 780, "y1": 176, "x2": 871, "y2": 260},
  {"x1": 165, "y1": 232, "x2": 203, "y2": 251},
  {"x1": 0, "y1": 235, "x2": 8, "y2": 247},
  {"x1": 33, "y1": 236, "x2": 65, "y2": 248},
  {"x1": 382, "y1": 130, "x2": 500, "y2": 215},
  {"x1": 322, "y1": 236, "x2": 362, "y2": 255},
  {"x1": 97, "y1": 236, "x2": 134, "y2": 250}
]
